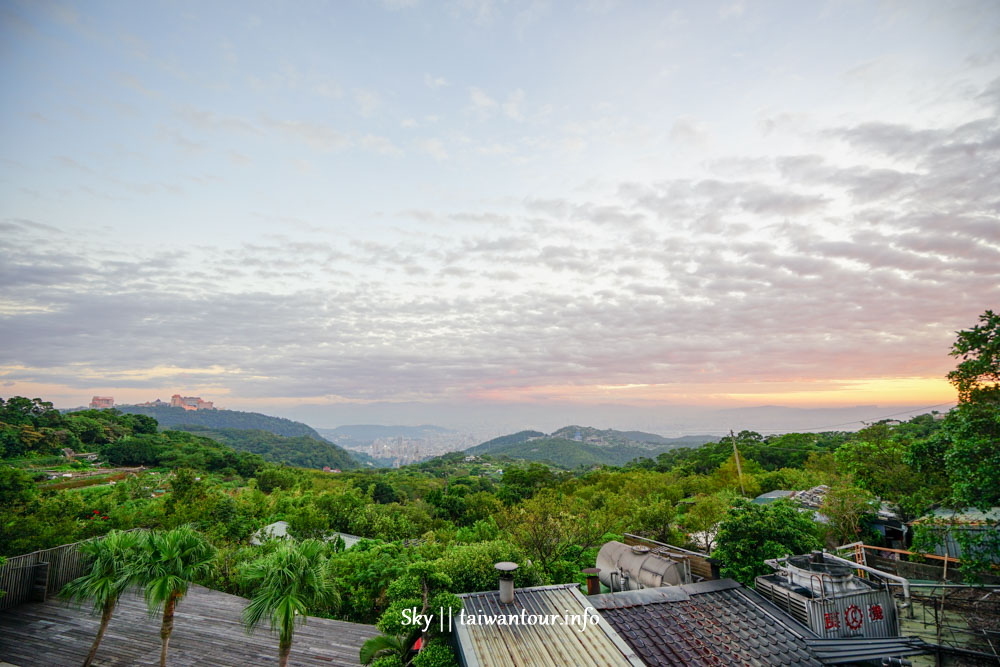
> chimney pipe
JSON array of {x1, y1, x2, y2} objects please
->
[
  {"x1": 582, "y1": 568, "x2": 601, "y2": 595},
  {"x1": 495, "y1": 562, "x2": 518, "y2": 604}
]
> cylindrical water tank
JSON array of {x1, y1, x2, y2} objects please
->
[{"x1": 596, "y1": 541, "x2": 685, "y2": 591}]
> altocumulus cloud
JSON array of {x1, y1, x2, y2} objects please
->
[{"x1": 1, "y1": 80, "x2": 998, "y2": 404}]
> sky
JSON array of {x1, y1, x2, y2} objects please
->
[{"x1": 1, "y1": 0, "x2": 998, "y2": 433}]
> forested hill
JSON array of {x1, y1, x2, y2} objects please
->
[
  {"x1": 473, "y1": 430, "x2": 545, "y2": 449},
  {"x1": 169, "y1": 425, "x2": 359, "y2": 470},
  {"x1": 550, "y1": 425, "x2": 720, "y2": 448},
  {"x1": 115, "y1": 405, "x2": 324, "y2": 440},
  {"x1": 466, "y1": 436, "x2": 656, "y2": 469},
  {"x1": 466, "y1": 427, "x2": 723, "y2": 469}
]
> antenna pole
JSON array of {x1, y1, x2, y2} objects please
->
[{"x1": 731, "y1": 429, "x2": 746, "y2": 496}]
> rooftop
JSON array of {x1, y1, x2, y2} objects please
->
[
  {"x1": 590, "y1": 579, "x2": 823, "y2": 666},
  {"x1": 751, "y1": 489, "x2": 794, "y2": 504},
  {"x1": 0, "y1": 584, "x2": 377, "y2": 666},
  {"x1": 454, "y1": 583, "x2": 644, "y2": 667},
  {"x1": 249, "y1": 520, "x2": 363, "y2": 548},
  {"x1": 911, "y1": 506, "x2": 1000, "y2": 525}
]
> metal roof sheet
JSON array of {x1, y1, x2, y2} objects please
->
[
  {"x1": 454, "y1": 584, "x2": 644, "y2": 667},
  {"x1": 591, "y1": 579, "x2": 824, "y2": 666}
]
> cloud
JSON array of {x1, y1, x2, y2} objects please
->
[
  {"x1": 419, "y1": 138, "x2": 448, "y2": 160},
  {"x1": 361, "y1": 134, "x2": 403, "y2": 156},
  {"x1": 468, "y1": 87, "x2": 497, "y2": 118},
  {"x1": 424, "y1": 73, "x2": 449, "y2": 89},
  {"x1": 354, "y1": 89, "x2": 381, "y2": 117},
  {"x1": 2, "y1": 68, "x2": 997, "y2": 409},
  {"x1": 718, "y1": 0, "x2": 745, "y2": 20},
  {"x1": 503, "y1": 89, "x2": 525, "y2": 121},
  {"x1": 259, "y1": 115, "x2": 351, "y2": 151}
]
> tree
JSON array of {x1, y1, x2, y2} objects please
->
[
  {"x1": 241, "y1": 539, "x2": 339, "y2": 667},
  {"x1": 60, "y1": 530, "x2": 141, "y2": 667},
  {"x1": 712, "y1": 499, "x2": 820, "y2": 587},
  {"x1": 134, "y1": 526, "x2": 216, "y2": 667},
  {"x1": 820, "y1": 483, "x2": 879, "y2": 545},
  {"x1": 909, "y1": 311, "x2": 1000, "y2": 509},
  {"x1": 947, "y1": 310, "x2": 1000, "y2": 403},
  {"x1": 504, "y1": 488, "x2": 617, "y2": 578},
  {"x1": 679, "y1": 492, "x2": 731, "y2": 553},
  {"x1": 834, "y1": 423, "x2": 929, "y2": 519}
]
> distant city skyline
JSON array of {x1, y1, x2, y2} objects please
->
[{"x1": 1, "y1": 1, "x2": 997, "y2": 427}]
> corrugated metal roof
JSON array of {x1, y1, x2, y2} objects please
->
[
  {"x1": 454, "y1": 584, "x2": 643, "y2": 667},
  {"x1": 911, "y1": 506, "x2": 1000, "y2": 525},
  {"x1": 591, "y1": 579, "x2": 824, "y2": 666},
  {"x1": 805, "y1": 637, "x2": 932, "y2": 664}
]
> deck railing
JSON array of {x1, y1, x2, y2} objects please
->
[{"x1": 0, "y1": 531, "x2": 141, "y2": 611}]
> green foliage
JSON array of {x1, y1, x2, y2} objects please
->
[
  {"x1": 361, "y1": 634, "x2": 409, "y2": 666},
  {"x1": 473, "y1": 430, "x2": 545, "y2": 449},
  {"x1": 172, "y1": 425, "x2": 358, "y2": 470},
  {"x1": 134, "y1": 525, "x2": 217, "y2": 666},
  {"x1": 60, "y1": 530, "x2": 142, "y2": 665},
  {"x1": 255, "y1": 465, "x2": 302, "y2": 493},
  {"x1": 412, "y1": 639, "x2": 459, "y2": 667},
  {"x1": 0, "y1": 466, "x2": 38, "y2": 506},
  {"x1": 835, "y1": 422, "x2": 942, "y2": 519},
  {"x1": 241, "y1": 539, "x2": 339, "y2": 663},
  {"x1": 712, "y1": 499, "x2": 821, "y2": 587},
  {"x1": 947, "y1": 309, "x2": 1000, "y2": 403},
  {"x1": 503, "y1": 488, "x2": 618, "y2": 579},
  {"x1": 115, "y1": 404, "x2": 328, "y2": 439},
  {"x1": 434, "y1": 540, "x2": 543, "y2": 593},
  {"x1": 679, "y1": 492, "x2": 732, "y2": 553},
  {"x1": 468, "y1": 436, "x2": 654, "y2": 469},
  {"x1": 937, "y1": 402, "x2": 1000, "y2": 509},
  {"x1": 912, "y1": 517, "x2": 1000, "y2": 583},
  {"x1": 819, "y1": 483, "x2": 879, "y2": 544}
]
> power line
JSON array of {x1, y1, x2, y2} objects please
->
[{"x1": 690, "y1": 402, "x2": 957, "y2": 437}]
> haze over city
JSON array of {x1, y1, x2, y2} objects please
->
[{"x1": 2, "y1": 1, "x2": 998, "y2": 434}]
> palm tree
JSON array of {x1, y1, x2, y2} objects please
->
[
  {"x1": 60, "y1": 530, "x2": 141, "y2": 667},
  {"x1": 240, "y1": 539, "x2": 339, "y2": 667},
  {"x1": 134, "y1": 526, "x2": 216, "y2": 667},
  {"x1": 360, "y1": 634, "x2": 410, "y2": 666}
]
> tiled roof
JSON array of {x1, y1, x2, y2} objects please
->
[
  {"x1": 590, "y1": 579, "x2": 822, "y2": 666},
  {"x1": 454, "y1": 584, "x2": 644, "y2": 667}
]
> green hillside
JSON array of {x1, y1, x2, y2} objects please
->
[
  {"x1": 170, "y1": 425, "x2": 358, "y2": 470},
  {"x1": 550, "y1": 425, "x2": 720, "y2": 449},
  {"x1": 115, "y1": 405, "x2": 324, "y2": 440},
  {"x1": 474, "y1": 430, "x2": 545, "y2": 449},
  {"x1": 466, "y1": 436, "x2": 655, "y2": 469}
]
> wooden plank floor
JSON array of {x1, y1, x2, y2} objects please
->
[{"x1": 0, "y1": 585, "x2": 378, "y2": 666}]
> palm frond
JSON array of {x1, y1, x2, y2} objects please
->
[{"x1": 359, "y1": 634, "x2": 406, "y2": 665}]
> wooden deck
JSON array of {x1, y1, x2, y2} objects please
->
[{"x1": 0, "y1": 585, "x2": 378, "y2": 666}]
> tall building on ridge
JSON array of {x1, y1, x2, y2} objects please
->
[
  {"x1": 89, "y1": 396, "x2": 114, "y2": 409},
  {"x1": 170, "y1": 394, "x2": 216, "y2": 411}
]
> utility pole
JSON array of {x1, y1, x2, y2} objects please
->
[{"x1": 731, "y1": 429, "x2": 746, "y2": 496}]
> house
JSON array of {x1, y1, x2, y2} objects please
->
[
  {"x1": 89, "y1": 396, "x2": 114, "y2": 409},
  {"x1": 169, "y1": 394, "x2": 215, "y2": 410},
  {"x1": 453, "y1": 582, "x2": 643, "y2": 666},
  {"x1": 776, "y1": 485, "x2": 907, "y2": 547},
  {"x1": 909, "y1": 507, "x2": 1000, "y2": 564}
]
